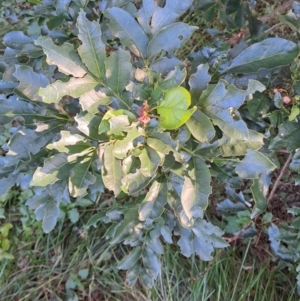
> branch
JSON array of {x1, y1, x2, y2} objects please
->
[{"x1": 267, "y1": 153, "x2": 293, "y2": 203}]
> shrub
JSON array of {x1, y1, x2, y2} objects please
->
[{"x1": 1, "y1": 0, "x2": 300, "y2": 289}]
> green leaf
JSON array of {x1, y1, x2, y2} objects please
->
[
  {"x1": 118, "y1": 246, "x2": 142, "y2": 270},
  {"x1": 98, "y1": 110, "x2": 134, "y2": 135},
  {"x1": 224, "y1": 38, "x2": 299, "y2": 74},
  {"x1": 47, "y1": 131, "x2": 92, "y2": 153},
  {"x1": 200, "y1": 79, "x2": 265, "y2": 140},
  {"x1": 121, "y1": 170, "x2": 152, "y2": 194},
  {"x1": 290, "y1": 150, "x2": 300, "y2": 172},
  {"x1": 35, "y1": 37, "x2": 86, "y2": 77},
  {"x1": 85, "y1": 211, "x2": 106, "y2": 229},
  {"x1": 150, "y1": 57, "x2": 184, "y2": 74},
  {"x1": 138, "y1": 147, "x2": 161, "y2": 177},
  {"x1": 0, "y1": 95, "x2": 62, "y2": 125},
  {"x1": 7, "y1": 121, "x2": 64, "y2": 161},
  {"x1": 75, "y1": 112, "x2": 102, "y2": 140},
  {"x1": 157, "y1": 86, "x2": 196, "y2": 130},
  {"x1": 192, "y1": 219, "x2": 228, "y2": 261},
  {"x1": 186, "y1": 110, "x2": 215, "y2": 142},
  {"x1": 13, "y1": 65, "x2": 49, "y2": 101},
  {"x1": 147, "y1": 22, "x2": 197, "y2": 59},
  {"x1": 105, "y1": 49, "x2": 132, "y2": 94},
  {"x1": 247, "y1": 92, "x2": 271, "y2": 117},
  {"x1": 46, "y1": 14, "x2": 65, "y2": 30},
  {"x1": 250, "y1": 174, "x2": 270, "y2": 218},
  {"x1": 102, "y1": 143, "x2": 123, "y2": 197},
  {"x1": 109, "y1": 208, "x2": 138, "y2": 244},
  {"x1": 189, "y1": 64, "x2": 211, "y2": 105},
  {"x1": 139, "y1": 179, "x2": 167, "y2": 222},
  {"x1": 169, "y1": 174, "x2": 194, "y2": 228},
  {"x1": 26, "y1": 194, "x2": 61, "y2": 233},
  {"x1": 196, "y1": 130, "x2": 264, "y2": 158},
  {"x1": 30, "y1": 153, "x2": 76, "y2": 187},
  {"x1": 39, "y1": 75, "x2": 98, "y2": 103},
  {"x1": 68, "y1": 208, "x2": 80, "y2": 223},
  {"x1": 55, "y1": 0, "x2": 71, "y2": 13},
  {"x1": 78, "y1": 269, "x2": 89, "y2": 280},
  {"x1": 79, "y1": 88, "x2": 111, "y2": 114},
  {"x1": 158, "y1": 66, "x2": 186, "y2": 90},
  {"x1": 177, "y1": 227, "x2": 194, "y2": 257},
  {"x1": 235, "y1": 150, "x2": 277, "y2": 179},
  {"x1": 77, "y1": 10, "x2": 106, "y2": 80},
  {"x1": 269, "y1": 121, "x2": 300, "y2": 152},
  {"x1": 113, "y1": 127, "x2": 145, "y2": 159},
  {"x1": 0, "y1": 175, "x2": 15, "y2": 196},
  {"x1": 278, "y1": 12, "x2": 300, "y2": 34},
  {"x1": 146, "y1": 137, "x2": 184, "y2": 162},
  {"x1": 3, "y1": 31, "x2": 32, "y2": 49},
  {"x1": 181, "y1": 157, "x2": 212, "y2": 220},
  {"x1": 69, "y1": 152, "x2": 96, "y2": 198},
  {"x1": 135, "y1": 0, "x2": 156, "y2": 35},
  {"x1": 289, "y1": 105, "x2": 300, "y2": 121},
  {"x1": 141, "y1": 247, "x2": 160, "y2": 280},
  {"x1": 151, "y1": 0, "x2": 194, "y2": 33},
  {"x1": 104, "y1": 7, "x2": 148, "y2": 57}
]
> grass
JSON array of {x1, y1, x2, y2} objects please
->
[{"x1": 0, "y1": 199, "x2": 298, "y2": 301}]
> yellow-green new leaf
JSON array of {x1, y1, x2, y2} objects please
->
[{"x1": 157, "y1": 86, "x2": 196, "y2": 130}]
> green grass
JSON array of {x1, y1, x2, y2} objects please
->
[{"x1": 0, "y1": 204, "x2": 298, "y2": 301}]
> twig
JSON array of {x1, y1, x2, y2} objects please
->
[
  {"x1": 190, "y1": 248, "x2": 224, "y2": 281},
  {"x1": 224, "y1": 221, "x2": 253, "y2": 244},
  {"x1": 267, "y1": 153, "x2": 293, "y2": 203},
  {"x1": 259, "y1": 0, "x2": 293, "y2": 24}
]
